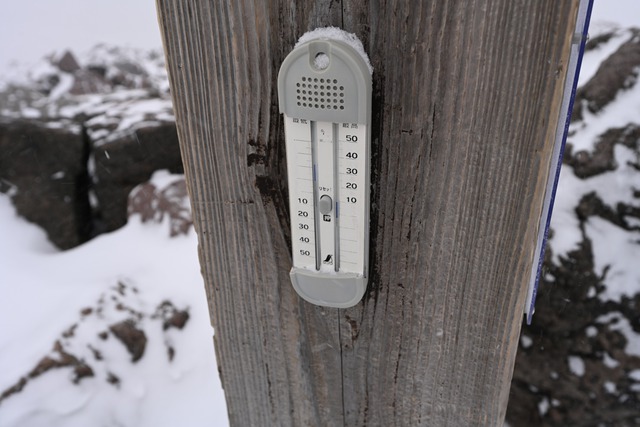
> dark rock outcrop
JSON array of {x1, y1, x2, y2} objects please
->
[
  {"x1": 565, "y1": 124, "x2": 640, "y2": 178},
  {"x1": 572, "y1": 30, "x2": 640, "y2": 121},
  {"x1": 91, "y1": 123, "x2": 182, "y2": 233},
  {"x1": 55, "y1": 51, "x2": 81, "y2": 74},
  {"x1": 585, "y1": 31, "x2": 617, "y2": 52},
  {"x1": 0, "y1": 118, "x2": 181, "y2": 248},
  {"x1": 109, "y1": 320, "x2": 147, "y2": 363},
  {"x1": 0, "y1": 45, "x2": 179, "y2": 249},
  {"x1": 0, "y1": 119, "x2": 91, "y2": 249}
]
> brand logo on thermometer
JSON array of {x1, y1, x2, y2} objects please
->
[{"x1": 278, "y1": 32, "x2": 372, "y2": 308}]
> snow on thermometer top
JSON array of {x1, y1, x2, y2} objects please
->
[{"x1": 278, "y1": 28, "x2": 372, "y2": 308}]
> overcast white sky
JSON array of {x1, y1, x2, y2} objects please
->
[
  {"x1": 0, "y1": 1, "x2": 638, "y2": 71},
  {"x1": 591, "y1": 0, "x2": 640, "y2": 28},
  {"x1": 0, "y1": 0, "x2": 162, "y2": 70}
]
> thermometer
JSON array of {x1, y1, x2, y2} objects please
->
[{"x1": 278, "y1": 36, "x2": 372, "y2": 308}]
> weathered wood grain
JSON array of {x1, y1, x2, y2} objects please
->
[
  {"x1": 341, "y1": 2, "x2": 579, "y2": 425},
  {"x1": 156, "y1": 2, "x2": 344, "y2": 426},
  {"x1": 156, "y1": 0, "x2": 578, "y2": 425}
]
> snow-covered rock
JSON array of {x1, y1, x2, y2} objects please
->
[
  {"x1": 91, "y1": 122, "x2": 182, "y2": 234},
  {"x1": 0, "y1": 45, "x2": 181, "y2": 248},
  {"x1": 128, "y1": 171, "x2": 192, "y2": 238}
]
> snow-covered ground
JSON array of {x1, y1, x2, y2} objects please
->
[
  {"x1": 0, "y1": 172, "x2": 228, "y2": 427},
  {"x1": 552, "y1": 25, "x2": 640, "y2": 303}
]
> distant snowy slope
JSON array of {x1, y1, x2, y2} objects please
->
[{"x1": 0, "y1": 44, "x2": 172, "y2": 122}]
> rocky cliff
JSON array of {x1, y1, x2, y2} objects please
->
[{"x1": 0, "y1": 46, "x2": 181, "y2": 249}]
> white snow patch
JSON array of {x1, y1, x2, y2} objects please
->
[
  {"x1": 596, "y1": 312, "x2": 640, "y2": 357},
  {"x1": 20, "y1": 106, "x2": 40, "y2": 118},
  {"x1": 88, "y1": 128, "x2": 110, "y2": 141},
  {"x1": 590, "y1": 0, "x2": 640, "y2": 31},
  {"x1": 520, "y1": 335, "x2": 533, "y2": 349},
  {"x1": 44, "y1": 120, "x2": 71, "y2": 131},
  {"x1": 550, "y1": 145, "x2": 640, "y2": 269},
  {"x1": 89, "y1": 190, "x2": 99, "y2": 209},
  {"x1": 604, "y1": 381, "x2": 617, "y2": 394},
  {"x1": 149, "y1": 169, "x2": 184, "y2": 189},
  {"x1": 586, "y1": 216, "x2": 640, "y2": 302},
  {"x1": 548, "y1": 168, "x2": 584, "y2": 258},
  {"x1": 87, "y1": 155, "x2": 96, "y2": 182},
  {"x1": 538, "y1": 397, "x2": 550, "y2": 416},
  {"x1": 96, "y1": 99, "x2": 171, "y2": 130},
  {"x1": 629, "y1": 369, "x2": 640, "y2": 381},
  {"x1": 27, "y1": 59, "x2": 59, "y2": 84},
  {"x1": 626, "y1": 216, "x2": 640, "y2": 228},
  {"x1": 602, "y1": 352, "x2": 619, "y2": 368},
  {"x1": 295, "y1": 27, "x2": 373, "y2": 75},
  {"x1": 49, "y1": 72, "x2": 75, "y2": 100},
  {"x1": 568, "y1": 356, "x2": 586, "y2": 377},
  {"x1": 314, "y1": 53, "x2": 330, "y2": 70}
]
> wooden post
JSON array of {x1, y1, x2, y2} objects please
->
[{"x1": 156, "y1": 1, "x2": 579, "y2": 425}]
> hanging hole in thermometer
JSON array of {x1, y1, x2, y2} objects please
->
[{"x1": 278, "y1": 31, "x2": 372, "y2": 308}]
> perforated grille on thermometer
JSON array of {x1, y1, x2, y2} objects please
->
[{"x1": 278, "y1": 36, "x2": 372, "y2": 308}]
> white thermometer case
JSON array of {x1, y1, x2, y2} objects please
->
[{"x1": 278, "y1": 38, "x2": 372, "y2": 308}]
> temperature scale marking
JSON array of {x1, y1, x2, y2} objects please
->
[{"x1": 286, "y1": 117, "x2": 368, "y2": 276}]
